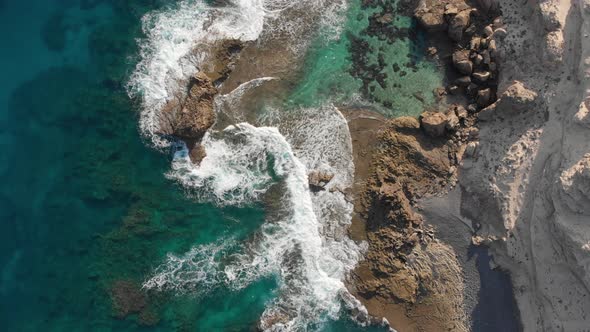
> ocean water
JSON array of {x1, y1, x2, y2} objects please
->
[{"x1": 0, "y1": 0, "x2": 441, "y2": 331}]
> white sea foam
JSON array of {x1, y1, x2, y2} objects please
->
[
  {"x1": 215, "y1": 77, "x2": 278, "y2": 123},
  {"x1": 145, "y1": 115, "x2": 364, "y2": 330},
  {"x1": 133, "y1": 0, "x2": 364, "y2": 329},
  {"x1": 127, "y1": 0, "x2": 268, "y2": 146},
  {"x1": 128, "y1": 0, "x2": 348, "y2": 147}
]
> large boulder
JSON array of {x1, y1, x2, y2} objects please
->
[
  {"x1": 415, "y1": 0, "x2": 448, "y2": 31},
  {"x1": 420, "y1": 111, "x2": 449, "y2": 137},
  {"x1": 448, "y1": 9, "x2": 472, "y2": 41},
  {"x1": 452, "y1": 50, "x2": 473, "y2": 75},
  {"x1": 497, "y1": 81, "x2": 537, "y2": 112}
]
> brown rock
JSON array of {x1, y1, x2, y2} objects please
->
[
  {"x1": 477, "y1": 88, "x2": 493, "y2": 107},
  {"x1": 376, "y1": 13, "x2": 394, "y2": 24},
  {"x1": 445, "y1": 109, "x2": 460, "y2": 131},
  {"x1": 349, "y1": 113, "x2": 466, "y2": 332},
  {"x1": 420, "y1": 111, "x2": 449, "y2": 137},
  {"x1": 456, "y1": 76, "x2": 472, "y2": 87},
  {"x1": 427, "y1": 46, "x2": 438, "y2": 56},
  {"x1": 159, "y1": 72, "x2": 217, "y2": 141},
  {"x1": 452, "y1": 50, "x2": 473, "y2": 75},
  {"x1": 448, "y1": 9, "x2": 472, "y2": 41},
  {"x1": 470, "y1": 37, "x2": 482, "y2": 50},
  {"x1": 496, "y1": 81, "x2": 538, "y2": 112},
  {"x1": 415, "y1": 0, "x2": 469, "y2": 31},
  {"x1": 472, "y1": 71, "x2": 491, "y2": 83},
  {"x1": 455, "y1": 105, "x2": 468, "y2": 119}
]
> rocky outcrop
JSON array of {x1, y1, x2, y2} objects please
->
[
  {"x1": 415, "y1": 0, "x2": 470, "y2": 32},
  {"x1": 420, "y1": 111, "x2": 449, "y2": 137},
  {"x1": 349, "y1": 116, "x2": 471, "y2": 332},
  {"x1": 308, "y1": 170, "x2": 334, "y2": 191},
  {"x1": 159, "y1": 72, "x2": 217, "y2": 142},
  {"x1": 478, "y1": 81, "x2": 538, "y2": 121},
  {"x1": 156, "y1": 39, "x2": 247, "y2": 164}
]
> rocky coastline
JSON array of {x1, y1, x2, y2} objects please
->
[
  {"x1": 138, "y1": 0, "x2": 590, "y2": 330},
  {"x1": 347, "y1": 0, "x2": 590, "y2": 331}
]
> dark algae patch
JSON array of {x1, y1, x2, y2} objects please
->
[{"x1": 288, "y1": 0, "x2": 442, "y2": 116}]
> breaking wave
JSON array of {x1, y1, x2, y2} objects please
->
[
  {"x1": 131, "y1": 0, "x2": 364, "y2": 330},
  {"x1": 145, "y1": 110, "x2": 364, "y2": 330},
  {"x1": 127, "y1": 0, "x2": 347, "y2": 147}
]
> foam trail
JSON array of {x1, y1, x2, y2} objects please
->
[
  {"x1": 145, "y1": 119, "x2": 364, "y2": 330},
  {"x1": 127, "y1": 0, "x2": 348, "y2": 147},
  {"x1": 127, "y1": 0, "x2": 268, "y2": 146},
  {"x1": 215, "y1": 77, "x2": 278, "y2": 123}
]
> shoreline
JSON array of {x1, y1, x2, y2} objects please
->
[
  {"x1": 132, "y1": 0, "x2": 590, "y2": 330},
  {"x1": 342, "y1": 1, "x2": 525, "y2": 331}
]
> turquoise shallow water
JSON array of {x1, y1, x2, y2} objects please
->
[{"x1": 0, "y1": 0, "x2": 438, "y2": 331}]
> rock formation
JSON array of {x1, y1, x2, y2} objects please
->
[
  {"x1": 348, "y1": 114, "x2": 475, "y2": 332},
  {"x1": 449, "y1": 0, "x2": 590, "y2": 330}
]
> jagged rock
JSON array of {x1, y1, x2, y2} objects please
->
[
  {"x1": 539, "y1": 2, "x2": 562, "y2": 31},
  {"x1": 420, "y1": 111, "x2": 449, "y2": 137},
  {"x1": 376, "y1": 13, "x2": 394, "y2": 24},
  {"x1": 477, "y1": 88, "x2": 492, "y2": 107},
  {"x1": 414, "y1": 0, "x2": 469, "y2": 32},
  {"x1": 415, "y1": 2, "x2": 447, "y2": 31},
  {"x1": 463, "y1": 141, "x2": 479, "y2": 158},
  {"x1": 496, "y1": 81, "x2": 537, "y2": 112},
  {"x1": 493, "y1": 17, "x2": 503, "y2": 29},
  {"x1": 434, "y1": 87, "x2": 447, "y2": 102},
  {"x1": 452, "y1": 50, "x2": 473, "y2": 74},
  {"x1": 472, "y1": 71, "x2": 491, "y2": 83},
  {"x1": 456, "y1": 76, "x2": 471, "y2": 87},
  {"x1": 493, "y1": 27, "x2": 507, "y2": 39},
  {"x1": 445, "y1": 109, "x2": 460, "y2": 131},
  {"x1": 159, "y1": 72, "x2": 217, "y2": 141},
  {"x1": 466, "y1": 83, "x2": 479, "y2": 96},
  {"x1": 473, "y1": 54, "x2": 483, "y2": 66},
  {"x1": 308, "y1": 170, "x2": 335, "y2": 191},
  {"x1": 449, "y1": 9, "x2": 472, "y2": 41},
  {"x1": 444, "y1": 4, "x2": 460, "y2": 16},
  {"x1": 480, "y1": 37, "x2": 489, "y2": 49},
  {"x1": 488, "y1": 39, "x2": 498, "y2": 58},
  {"x1": 470, "y1": 37, "x2": 482, "y2": 50}
]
